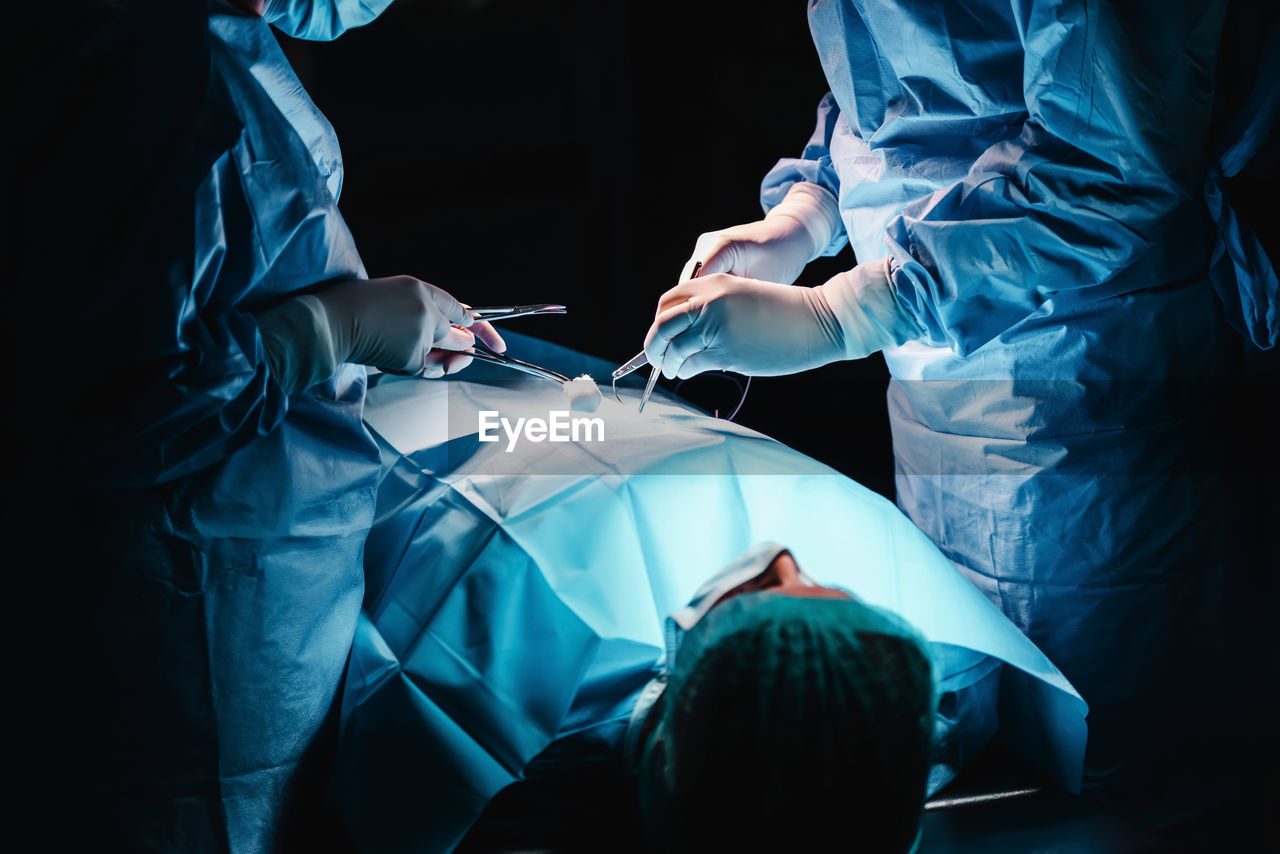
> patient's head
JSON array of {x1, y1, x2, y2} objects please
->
[{"x1": 639, "y1": 552, "x2": 936, "y2": 853}]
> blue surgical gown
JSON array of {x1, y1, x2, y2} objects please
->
[
  {"x1": 336, "y1": 334, "x2": 1086, "y2": 854},
  {"x1": 10, "y1": 4, "x2": 380, "y2": 851},
  {"x1": 760, "y1": 0, "x2": 1269, "y2": 793}
]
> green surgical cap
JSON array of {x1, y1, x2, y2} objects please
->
[{"x1": 639, "y1": 592, "x2": 936, "y2": 853}]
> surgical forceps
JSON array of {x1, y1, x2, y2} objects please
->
[
  {"x1": 380, "y1": 303, "x2": 568, "y2": 380},
  {"x1": 468, "y1": 304, "x2": 566, "y2": 322},
  {"x1": 468, "y1": 341, "x2": 571, "y2": 385},
  {"x1": 613, "y1": 261, "x2": 701, "y2": 412},
  {"x1": 441, "y1": 303, "x2": 570, "y2": 384}
]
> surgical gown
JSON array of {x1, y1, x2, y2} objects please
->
[
  {"x1": 760, "y1": 0, "x2": 1275, "y2": 797},
  {"x1": 336, "y1": 334, "x2": 1086, "y2": 854},
  {"x1": 10, "y1": 4, "x2": 380, "y2": 850}
]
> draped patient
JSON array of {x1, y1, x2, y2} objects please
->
[{"x1": 338, "y1": 340, "x2": 1085, "y2": 854}]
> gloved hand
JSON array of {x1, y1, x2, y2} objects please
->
[
  {"x1": 644, "y1": 259, "x2": 918, "y2": 379},
  {"x1": 676, "y1": 182, "x2": 841, "y2": 284},
  {"x1": 255, "y1": 276, "x2": 505, "y2": 394}
]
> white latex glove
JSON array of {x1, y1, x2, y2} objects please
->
[
  {"x1": 256, "y1": 276, "x2": 505, "y2": 394},
  {"x1": 677, "y1": 182, "x2": 841, "y2": 284},
  {"x1": 644, "y1": 259, "x2": 918, "y2": 380}
]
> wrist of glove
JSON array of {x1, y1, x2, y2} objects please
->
[
  {"x1": 764, "y1": 181, "x2": 841, "y2": 261},
  {"x1": 643, "y1": 259, "x2": 918, "y2": 380},
  {"x1": 678, "y1": 182, "x2": 840, "y2": 285},
  {"x1": 256, "y1": 294, "x2": 339, "y2": 396},
  {"x1": 814, "y1": 258, "x2": 919, "y2": 360}
]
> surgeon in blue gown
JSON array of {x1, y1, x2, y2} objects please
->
[
  {"x1": 336, "y1": 337, "x2": 1086, "y2": 853},
  {"x1": 642, "y1": 0, "x2": 1278, "y2": 813},
  {"x1": 7, "y1": 1, "x2": 500, "y2": 850}
]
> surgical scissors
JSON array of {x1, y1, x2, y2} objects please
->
[
  {"x1": 613, "y1": 261, "x2": 701, "y2": 412},
  {"x1": 469, "y1": 304, "x2": 566, "y2": 322}
]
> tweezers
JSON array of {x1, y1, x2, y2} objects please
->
[
  {"x1": 468, "y1": 341, "x2": 571, "y2": 384},
  {"x1": 469, "y1": 304, "x2": 567, "y2": 322},
  {"x1": 637, "y1": 359, "x2": 662, "y2": 415},
  {"x1": 614, "y1": 261, "x2": 702, "y2": 412}
]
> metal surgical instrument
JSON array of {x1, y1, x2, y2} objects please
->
[
  {"x1": 468, "y1": 341, "x2": 571, "y2": 385},
  {"x1": 468, "y1": 304, "x2": 567, "y2": 322},
  {"x1": 613, "y1": 261, "x2": 702, "y2": 411},
  {"x1": 637, "y1": 357, "x2": 662, "y2": 415},
  {"x1": 610, "y1": 351, "x2": 648, "y2": 404},
  {"x1": 389, "y1": 307, "x2": 566, "y2": 381}
]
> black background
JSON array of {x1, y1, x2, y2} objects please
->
[{"x1": 277, "y1": 0, "x2": 900, "y2": 499}]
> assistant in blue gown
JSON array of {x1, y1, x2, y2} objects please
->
[
  {"x1": 8, "y1": 1, "x2": 393, "y2": 850},
  {"x1": 755, "y1": 0, "x2": 1278, "y2": 804},
  {"x1": 336, "y1": 335, "x2": 1087, "y2": 854}
]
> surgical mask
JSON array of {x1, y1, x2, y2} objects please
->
[
  {"x1": 628, "y1": 542, "x2": 807, "y2": 767},
  {"x1": 263, "y1": 0, "x2": 396, "y2": 41},
  {"x1": 665, "y1": 541, "x2": 821, "y2": 671}
]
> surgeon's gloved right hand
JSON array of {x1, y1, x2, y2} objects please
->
[
  {"x1": 256, "y1": 276, "x2": 501, "y2": 394},
  {"x1": 644, "y1": 259, "x2": 919, "y2": 380},
  {"x1": 678, "y1": 182, "x2": 841, "y2": 285}
]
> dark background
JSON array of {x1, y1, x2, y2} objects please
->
[{"x1": 276, "y1": 0, "x2": 900, "y2": 499}]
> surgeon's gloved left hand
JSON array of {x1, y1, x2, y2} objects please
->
[{"x1": 644, "y1": 259, "x2": 919, "y2": 379}]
